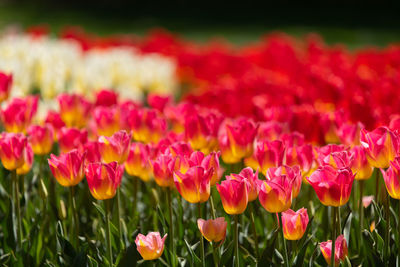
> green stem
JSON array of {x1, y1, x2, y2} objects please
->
[
  {"x1": 278, "y1": 213, "x2": 290, "y2": 267},
  {"x1": 12, "y1": 170, "x2": 22, "y2": 249},
  {"x1": 384, "y1": 191, "x2": 390, "y2": 267},
  {"x1": 116, "y1": 187, "x2": 123, "y2": 249},
  {"x1": 234, "y1": 215, "x2": 240, "y2": 267},
  {"x1": 250, "y1": 203, "x2": 259, "y2": 260},
  {"x1": 359, "y1": 180, "x2": 365, "y2": 255},
  {"x1": 331, "y1": 207, "x2": 338, "y2": 267},
  {"x1": 398, "y1": 200, "x2": 400, "y2": 259},
  {"x1": 167, "y1": 188, "x2": 175, "y2": 267},
  {"x1": 69, "y1": 186, "x2": 79, "y2": 247},
  {"x1": 211, "y1": 242, "x2": 219, "y2": 266},
  {"x1": 375, "y1": 168, "x2": 380, "y2": 203},
  {"x1": 132, "y1": 177, "x2": 138, "y2": 216},
  {"x1": 198, "y1": 204, "x2": 205, "y2": 267},
  {"x1": 105, "y1": 200, "x2": 113, "y2": 267},
  {"x1": 337, "y1": 206, "x2": 342, "y2": 234},
  {"x1": 209, "y1": 194, "x2": 216, "y2": 220}
]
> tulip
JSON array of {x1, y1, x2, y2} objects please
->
[
  {"x1": 320, "y1": 235, "x2": 348, "y2": 267},
  {"x1": 83, "y1": 141, "x2": 101, "y2": 165},
  {"x1": 202, "y1": 151, "x2": 223, "y2": 186},
  {"x1": 254, "y1": 140, "x2": 285, "y2": 173},
  {"x1": 286, "y1": 144, "x2": 316, "y2": 178},
  {"x1": 197, "y1": 217, "x2": 227, "y2": 243},
  {"x1": 1, "y1": 96, "x2": 38, "y2": 133},
  {"x1": 0, "y1": 133, "x2": 27, "y2": 170},
  {"x1": 362, "y1": 196, "x2": 374, "y2": 208},
  {"x1": 135, "y1": 232, "x2": 167, "y2": 260},
  {"x1": 218, "y1": 118, "x2": 257, "y2": 164},
  {"x1": 258, "y1": 168, "x2": 293, "y2": 213},
  {"x1": 16, "y1": 143, "x2": 33, "y2": 175},
  {"x1": 227, "y1": 167, "x2": 260, "y2": 201},
  {"x1": 361, "y1": 126, "x2": 399, "y2": 169},
  {"x1": 92, "y1": 106, "x2": 121, "y2": 137},
  {"x1": 337, "y1": 122, "x2": 364, "y2": 147},
  {"x1": 216, "y1": 179, "x2": 248, "y2": 215},
  {"x1": 85, "y1": 161, "x2": 123, "y2": 200},
  {"x1": 58, "y1": 93, "x2": 92, "y2": 128},
  {"x1": 168, "y1": 141, "x2": 193, "y2": 158},
  {"x1": 0, "y1": 72, "x2": 12, "y2": 102},
  {"x1": 95, "y1": 89, "x2": 118, "y2": 107},
  {"x1": 58, "y1": 127, "x2": 88, "y2": 153},
  {"x1": 27, "y1": 124, "x2": 54, "y2": 155},
  {"x1": 321, "y1": 151, "x2": 354, "y2": 170},
  {"x1": 147, "y1": 93, "x2": 171, "y2": 112},
  {"x1": 174, "y1": 166, "x2": 213, "y2": 203},
  {"x1": 125, "y1": 142, "x2": 152, "y2": 182},
  {"x1": 350, "y1": 146, "x2": 373, "y2": 180},
  {"x1": 316, "y1": 144, "x2": 346, "y2": 165},
  {"x1": 381, "y1": 157, "x2": 400, "y2": 199},
  {"x1": 151, "y1": 152, "x2": 175, "y2": 187},
  {"x1": 98, "y1": 130, "x2": 131, "y2": 164},
  {"x1": 129, "y1": 108, "x2": 167, "y2": 144},
  {"x1": 281, "y1": 208, "x2": 309, "y2": 240},
  {"x1": 44, "y1": 110, "x2": 66, "y2": 138},
  {"x1": 307, "y1": 165, "x2": 354, "y2": 207},
  {"x1": 48, "y1": 149, "x2": 86, "y2": 187}
]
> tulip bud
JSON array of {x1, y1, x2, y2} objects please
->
[
  {"x1": 197, "y1": 217, "x2": 227, "y2": 243},
  {"x1": 361, "y1": 127, "x2": 399, "y2": 169},
  {"x1": 98, "y1": 130, "x2": 131, "y2": 164},
  {"x1": 227, "y1": 167, "x2": 260, "y2": 202},
  {"x1": 216, "y1": 179, "x2": 248, "y2": 215},
  {"x1": 95, "y1": 89, "x2": 118, "y2": 107},
  {"x1": 38, "y1": 178, "x2": 48, "y2": 200},
  {"x1": 59, "y1": 199, "x2": 67, "y2": 220},
  {"x1": 48, "y1": 149, "x2": 86, "y2": 187},
  {"x1": 135, "y1": 232, "x2": 167, "y2": 260},
  {"x1": 281, "y1": 208, "x2": 309, "y2": 240},
  {"x1": 85, "y1": 161, "x2": 123, "y2": 200},
  {"x1": 320, "y1": 235, "x2": 348, "y2": 267}
]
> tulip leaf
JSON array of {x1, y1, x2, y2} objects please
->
[
  {"x1": 260, "y1": 229, "x2": 279, "y2": 264},
  {"x1": 343, "y1": 212, "x2": 352, "y2": 245},
  {"x1": 117, "y1": 243, "x2": 141, "y2": 267},
  {"x1": 294, "y1": 235, "x2": 313, "y2": 267},
  {"x1": 92, "y1": 202, "x2": 105, "y2": 218},
  {"x1": 220, "y1": 240, "x2": 234, "y2": 266},
  {"x1": 184, "y1": 239, "x2": 201, "y2": 265}
]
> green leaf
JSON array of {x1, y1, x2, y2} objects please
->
[
  {"x1": 260, "y1": 229, "x2": 279, "y2": 264},
  {"x1": 294, "y1": 236, "x2": 313, "y2": 267},
  {"x1": 344, "y1": 212, "x2": 352, "y2": 244},
  {"x1": 92, "y1": 202, "x2": 105, "y2": 218},
  {"x1": 184, "y1": 239, "x2": 201, "y2": 266},
  {"x1": 117, "y1": 243, "x2": 141, "y2": 267}
]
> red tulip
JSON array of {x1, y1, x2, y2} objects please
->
[
  {"x1": 58, "y1": 93, "x2": 92, "y2": 128},
  {"x1": 44, "y1": 110, "x2": 66, "y2": 138},
  {"x1": 350, "y1": 146, "x2": 373, "y2": 180},
  {"x1": 174, "y1": 166, "x2": 212, "y2": 203},
  {"x1": 0, "y1": 132, "x2": 27, "y2": 170},
  {"x1": 216, "y1": 179, "x2": 248, "y2": 215},
  {"x1": 151, "y1": 152, "x2": 175, "y2": 187},
  {"x1": 129, "y1": 108, "x2": 167, "y2": 144},
  {"x1": 307, "y1": 165, "x2": 354, "y2": 207},
  {"x1": 254, "y1": 140, "x2": 285, "y2": 173},
  {"x1": 27, "y1": 124, "x2": 54, "y2": 155},
  {"x1": 17, "y1": 142, "x2": 33, "y2": 175},
  {"x1": 281, "y1": 208, "x2": 309, "y2": 240},
  {"x1": 320, "y1": 235, "x2": 348, "y2": 267},
  {"x1": 85, "y1": 161, "x2": 123, "y2": 200},
  {"x1": 95, "y1": 89, "x2": 118, "y2": 107},
  {"x1": 147, "y1": 93, "x2": 171, "y2": 112},
  {"x1": 361, "y1": 126, "x2": 399, "y2": 169},
  {"x1": 286, "y1": 144, "x2": 316, "y2": 178},
  {"x1": 0, "y1": 72, "x2": 12, "y2": 102},
  {"x1": 258, "y1": 166, "x2": 295, "y2": 213},
  {"x1": 92, "y1": 106, "x2": 120, "y2": 137},
  {"x1": 58, "y1": 127, "x2": 88, "y2": 153},
  {"x1": 125, "y1": 142, "x2": 152, "y2": 182},
  {"x1": 1, "y1": 96, "x2": 38, "y2": 133},
  {"x1": 381, "y1": 157, "x2": 400, "y2": 199},
  {"x1": 337, "y1": 122, "x2": 363, "y2": 147},
  {"x1": 98, "y1": 130, "x2": 131, "y2": 164},
  {"x1": 48, "y1": 149, "x2": 86, "y2": 187},
  {"x1": 218, "y1": 118, "x2": 257, "y2": 164},
  {"x1": 227, "y1": 167, "x2": 260, "y2": 201},
  {"x1": 135, "y1": 232, "x2": 167, "y2": 260},
  {"x1": 197, "y1": 217, "x2": 227, "y2": 243},
  {"x1": 83, "y1": 141, "x2": 101, "y2": 165}
]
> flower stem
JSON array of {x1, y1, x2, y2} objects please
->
[
  {"x1": 359, "y1": 180, "x2": 365, "y2": 255},
  {"x1": 166, "y1": 187, "x2": 175, "y2": 267},
  {"x1": 105, "y1": 200, "x2": 113, "y2": 267},
  {"x1": 132, "y1": 177, "x2": 138, "y2": 217},
  {"x1": 331, "y1": 207, "x2": 338, "y2": 267},
  {"x1": 384, "y1": 191, "x2": 390, "y2": 267},
  {"x1": 250, "y1": 203, "x2": 259, "y2": 260},
  {"x1": 12, "y1": 170, "x2": 22, "y2": 249},
  {"x1": 198, "y1": 203, "x2": 205, "y2": 267},
  {"x1": 209, "y1": 194, "x2": 216, "y2": 219},
  {"x1": 69, "y1": 186, "x2": 79, "y2": 248},
  {"x1": 375, "y1": 168, "x2": 380, "y2": 203},
  {"x1": 278, "y1": 213, "x2": 290, "y2": 267},
  {"x1": 234, "y1": 214, "x2": 240, "y2": 267},
  {"x1": 212, "y1": 242, "x2": 219, "y2": 266},
  {"x1": 116, "y1": 187, "x2": 124, "y2": 249}
]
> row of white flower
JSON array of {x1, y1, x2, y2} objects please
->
[{"x1": 0, "y1": 33, "x2": 178, "y2": 101}]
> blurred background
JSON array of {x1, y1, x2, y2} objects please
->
[{"x1": 0, "y1": 0, "x2": 400, "y2": 48}]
